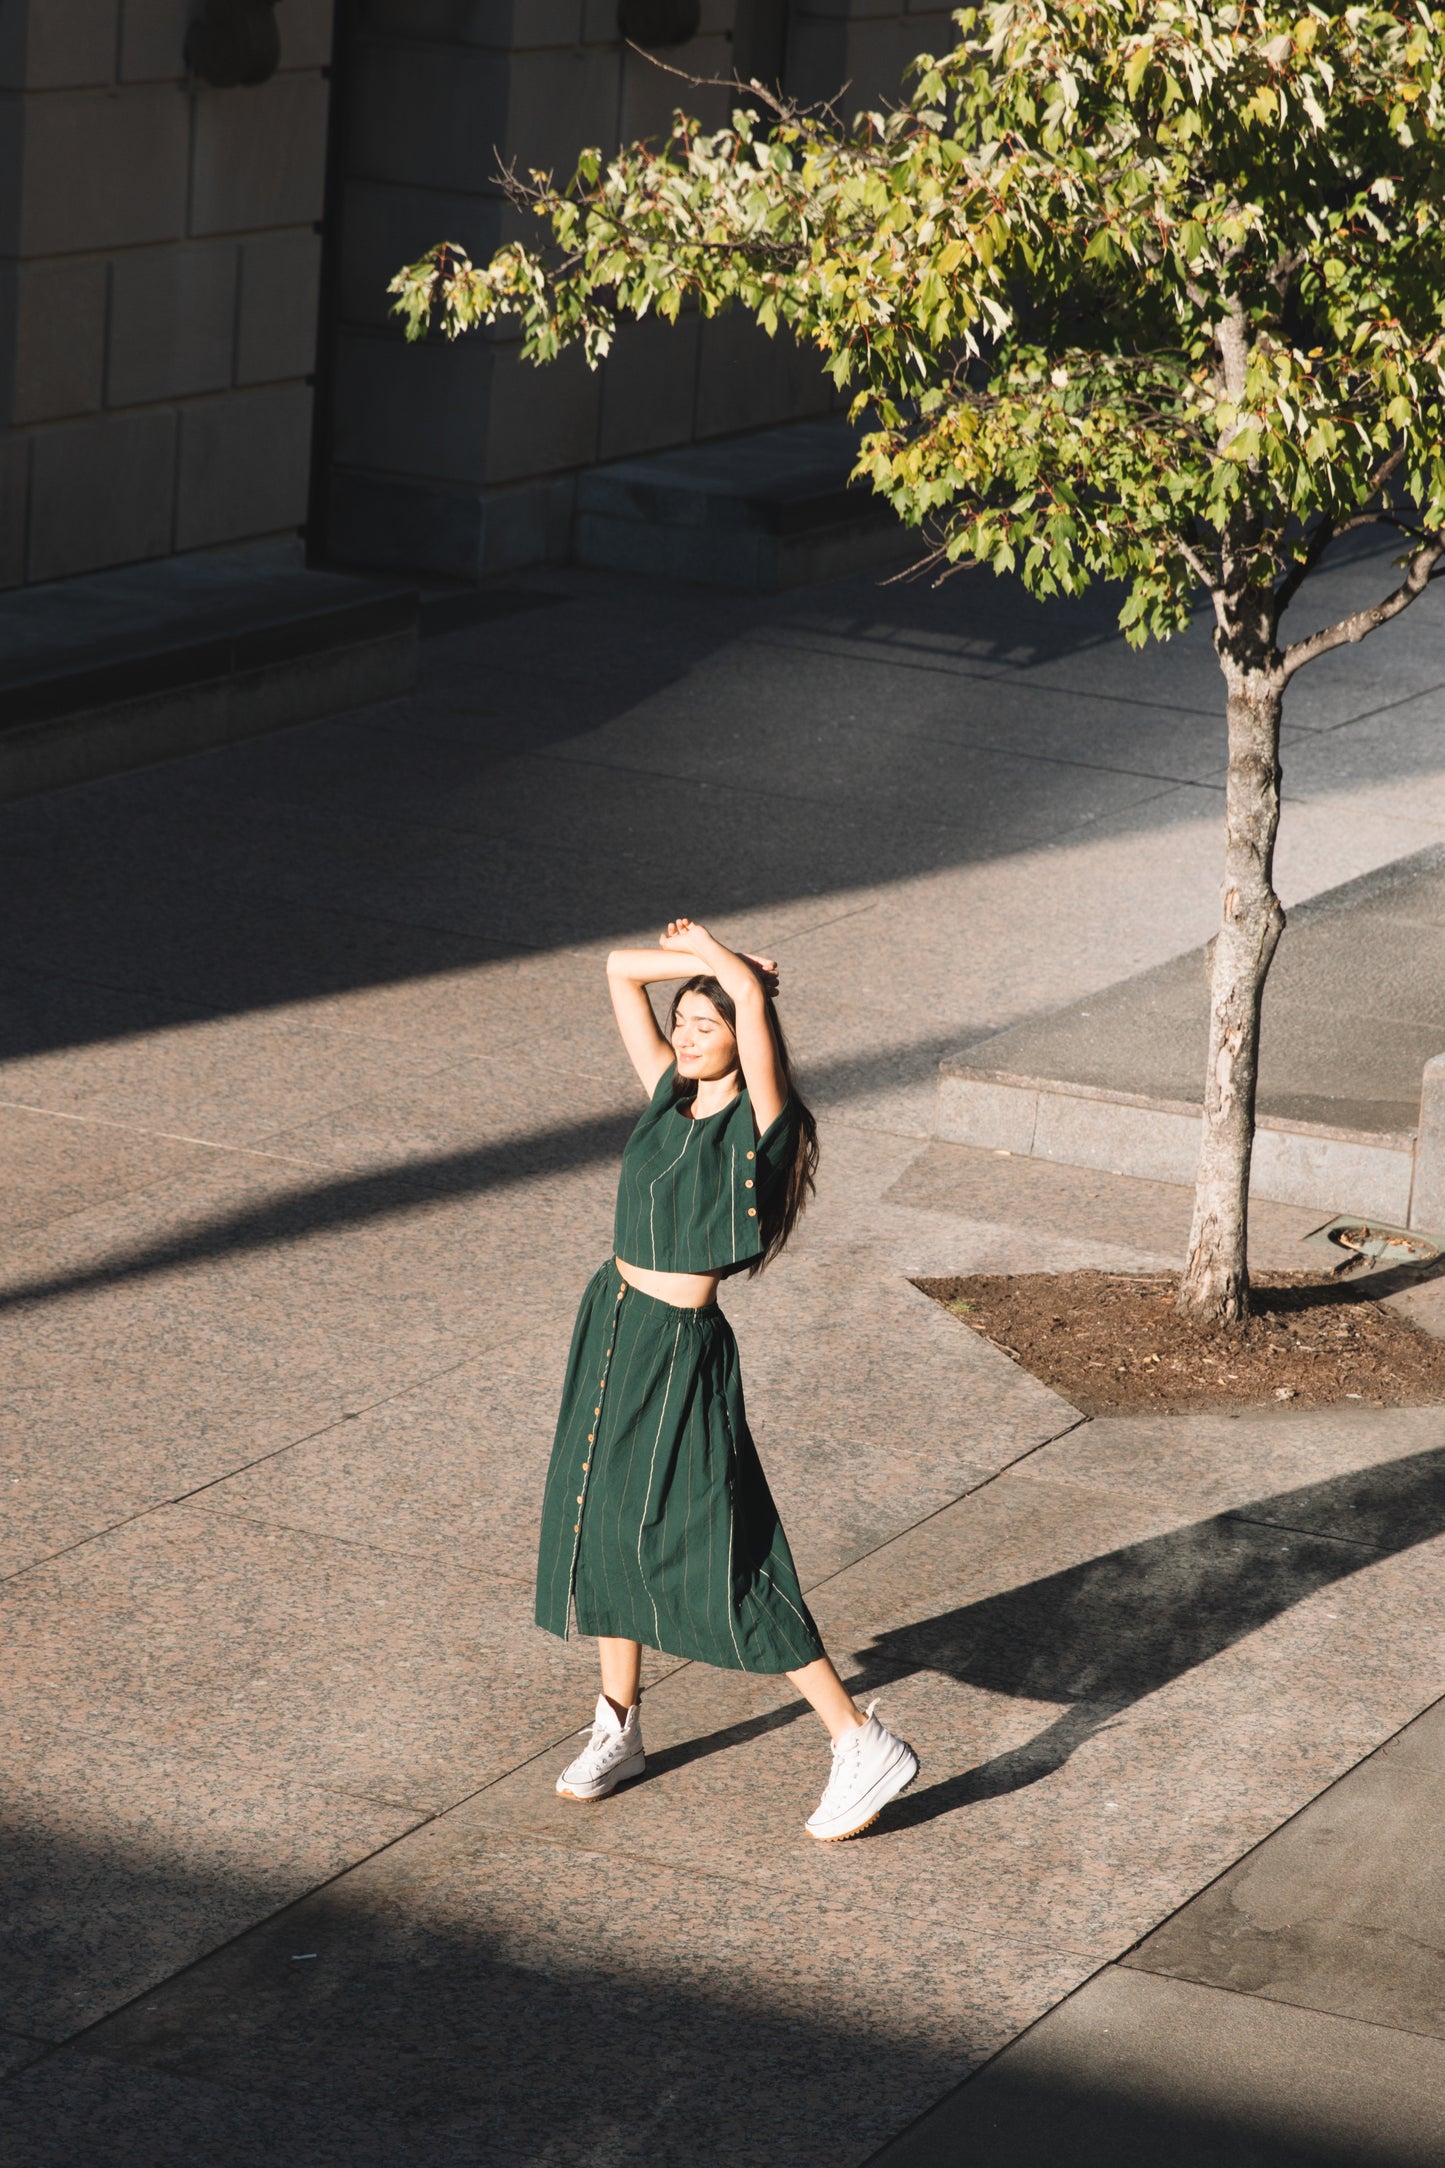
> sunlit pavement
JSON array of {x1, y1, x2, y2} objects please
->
[{"x1": 4, "y1": 546, "x2": 1445, "y2": 2163}]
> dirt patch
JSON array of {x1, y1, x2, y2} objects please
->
[{"x1": 916, "y1": 1269, "x2": 1445, "y2": 1416}]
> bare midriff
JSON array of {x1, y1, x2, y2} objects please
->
[{"x1": 615, "y1": 1257, "x2": 720, "y2": 1309}]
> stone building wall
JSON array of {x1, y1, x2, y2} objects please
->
[
  {"x1": 0, "y1": 0, "x2": 957, "y2": 593},
  {"x1": 0, "y1": 0, "x2": 334, "y2": 591},
  {"x1": 321, "y1": 0, "x2": 956, "y2": 581}
]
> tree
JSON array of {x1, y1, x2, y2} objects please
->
[{"x1": 391, "y1": 0, "x2": 1445, "y2": 1324}]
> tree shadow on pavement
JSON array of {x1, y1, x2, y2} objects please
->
[
  {"x1": 644, "y1": 1442, "x2": 1445, "y2": 1818},
  {"x1": 854, "y1": 1441, "x2": 1445, "y2": 1830}
]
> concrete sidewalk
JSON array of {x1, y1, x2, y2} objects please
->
[
  {"x1": 939, "y1": 843, "x2": 1445, "y2": 1226},
  {"x1": 3, "y1": 540, "x2": 1445, "y2": 2164}
]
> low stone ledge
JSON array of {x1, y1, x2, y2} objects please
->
[{"x1": 937, "y1": 1063, "x2": 1418, "y2": 1223}]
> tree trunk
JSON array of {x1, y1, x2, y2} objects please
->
[{"x1": 1177, "y1": 637, "x2": 1286, "y2": 1327}]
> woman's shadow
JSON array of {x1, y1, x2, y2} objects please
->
[{"x1": 644, "y1": 1439, "x2": 1445, "y2": 1828}]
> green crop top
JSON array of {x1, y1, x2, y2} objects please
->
[{"x1": 613, "y1": 1063, "x2": 799, "y2": 1274}]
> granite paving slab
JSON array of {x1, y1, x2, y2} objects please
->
[
  {"x1": 6, "y1": 541, "x2": 1445, "y2": 2163},
  {"x1": 193, "y1": 1350, "x2": 561, "y2": 1583},
  {"x1": 878, "y1": 1137, "x2": 1323, "y2": 1266},
  {"x1": 948, "y1": 843, "x2": 1445, "y2": 1149},
  {"x1": 0, "y1": 1106, "x2": 225, "y2": 1237},
  {"x1": 1123, "y1": 1694, "x2": 1445, "y2": 2042},
  {"x1": 0, "y1": 1716, "x2": 423, "y2": 2036},
  {"x1": 64, "y1": 1824, "x2": 1086, "y2": 2168},
  {"x1": 450, "y1": 1412, "x2": 1445, "y2": 1990},
  {"x1": 0, "y1": 2056, "x2": 461, "y2": 2168},
  {"x1": 872, "y1": 1964, "x2": 1445, "y2": 2167},
  {"x1": 0, "y1": 1004, "x2": 463, "y2": 1152},
  {"x1": 0, "y1": 2035, "x2": 46, "y2": 2081},
  {"x1": 0, "y1": 1506, "x2": 599, "y2": 1813}
]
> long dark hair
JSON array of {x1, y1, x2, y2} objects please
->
[{"x1": 666, "y1": 975, "x2": 819, "y2": 1274}]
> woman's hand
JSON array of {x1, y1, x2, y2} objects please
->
[{"x1": 662, "y1": 919, "x2": 779, "y2": 995}]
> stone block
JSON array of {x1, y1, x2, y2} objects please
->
[
  {"x1": 0, "y1": 432, "x2": 29, "y2": 589},
  {"x1": 1409, "y1": 1052, "x2": 1445, "y2": 1234},
  {"x1": 331, "y1": 327, "x2": 488, "y2": 483},
  {"x1": 9, "y1": 256, "x2": 108, "y2": 424},
  {"x1": 190, "y1": 72, "x2": 330, "y2": 235},
  {"x1": 1030, "y1": 1090, "x2": 1203, "y2": 1187},
  {"x1": 347, "y1": 37, "x2": 618, "y2": 194},
  {"x1": 0, "y1": 628, "x2": 417, "y2": 802},
  {"x1": 0, "y1": 94, "x2": 20, "y2": 255},
  {"x1": 481, "y1": 340, "x2": 601, "y2": 484},
  {"x1": 28, "y1": 408, "x2": 178, "y2": 580},
  {"x1": 280, "y1": 0, "x2": 336, "y2": 69},
  {"x1": 788, "y1": 13, "x2": 919, "y2": 106},
  {"x1": 2, "y1": 0, "x2": 117, "y2": 88},
  {"x1": 175, "y1": 383, "x2": 314, "y2": 549},
  {"x1": 20, "y1": 86, "x2": 189, "y2": 254},
  {"x1": 107, "y1": 241, "x2": 239, "y2": 405},
  {"x1": 326, "y1": 464, "x2": 574, "y2": 578},
  {"x1": 119, "y1": 0, "x2": 188, "y2": 82},
  {"x1": 503, "y1": 42, "x2": 622, "y2": 174},
  {"x1": 336, "y1": 179, "x2": 505, "y2": 332},
  {"x1": 236, "y1": 229, "x2": 322, "y2": 384},
  {"x1": 1250, "y1": 1123, "x2": 1413, "y2": 1222},
  {"x1": 597, "y1": 311, "x2": 701, "y2": 461},
  {"x1": 620, "y1": 33, "x2": 734, "y2": 137},
  {"x1": 361, "y1": 2, "x2": 587, "y2": 47},
  {"x1": 793, "y1": 0, "x2": 897, "y2": 19},
  {"x1": 935, "y1": 1075, "x2": 1041, "y2": 1156},
  {"x1": 694, "y1": 310, "x2": 832, "y2": 438}
]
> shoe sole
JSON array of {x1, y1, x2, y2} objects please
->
[
  {"x1": 806, "y1": 1746, "x2": 919, "y2": 1843},
  {"x1": 556, "y1": 1753, "x2": 646, "y2": 1802}
]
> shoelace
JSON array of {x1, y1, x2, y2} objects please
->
[{"x1": 819, "y1": 1727, "x2": 864, "y2": 1808}]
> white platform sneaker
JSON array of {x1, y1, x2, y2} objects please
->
[
  {"x1": 805, "y1": 1704, "x2": 918, "y2": 1842},
  {"x1": 555, "y1": 1694, "x2": 646, "y2": 1801}
]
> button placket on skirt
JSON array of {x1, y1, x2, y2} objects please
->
[{"x1": 564, "y1": 1277, "x2": 625, "y2": 1637}]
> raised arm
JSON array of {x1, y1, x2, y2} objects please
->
[
  {"x1": 658, "y1": 919, "x2": 786, "y2": 1132},
  {"x1": 605, "y1": 947, "x2": 705, "y2": 1093}
]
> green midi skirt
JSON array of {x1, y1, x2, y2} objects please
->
[{"x1": 535, "y1": 1263, "x2": 825, "y2": 1673}]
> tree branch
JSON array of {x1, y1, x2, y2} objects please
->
[
  {"x1": 1282, "y1": 535, "x2": 1445, "y2": 680},
  {"x1": 1274, "y1": 515, "x2": 1334, "y2": 615}
]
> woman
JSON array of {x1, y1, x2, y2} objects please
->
[{"x1": 535, "y1": 918, "x2": 918, "y2": 1842}]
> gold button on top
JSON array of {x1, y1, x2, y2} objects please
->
[{"x1": 747, "y1": 1207, "x2": 757, "y2": 1217}]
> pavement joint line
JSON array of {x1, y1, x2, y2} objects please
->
[
  {"x1": 1115, "y1": 1967, "x2": 1445, "y2": 2058},
  {"x1": 1287, "y1": 673, "x2": 1445, "y2": 737},
  {"x1": 538, "y1": 737, "x2": 1226, "y2": 838},
  {"x1": 793, "y1": 1410, "x2": 1094, "y2": 1604},
  {"x1": 0, "y1": 1344, "x2": 496, "y2": 1586},
  {"x1": 180, "y1": 1496, "x2": 542, "y2": 1581},
  {"x1": 0, "y1": 1096, "x2": 333, "y2": 1171},
  {"x1": 1109, "y1": 1689, "x2": 1445, "y2": 1977},
  {"x1": 421, "y1": 1815, "x2": 1109, "y2": 1953},
  {"x1": 1222, "y1": 1508, "x2": 1426, "y2": 1555},
  {"x1": 749, "y1": 629, "x2": 1224, "y2": 718}
]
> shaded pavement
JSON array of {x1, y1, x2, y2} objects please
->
[{"x1": 3, "y1": 542, "x2": 1445, "y2": 2162}]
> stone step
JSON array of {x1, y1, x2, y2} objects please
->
[
  {"x1": 574, "y1": 417, "x2": 912, "y2": 591},
  {"x1": 938, "y1": 847, "x2": 1445, "y2": 1229},
  {"x1": 0, "y1": 541, "x2": 418, "y2": 803}
]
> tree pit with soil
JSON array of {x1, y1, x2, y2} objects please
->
[{"x1": 916, "y1": 1270, "x2": 1445, "y2": 1417}]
